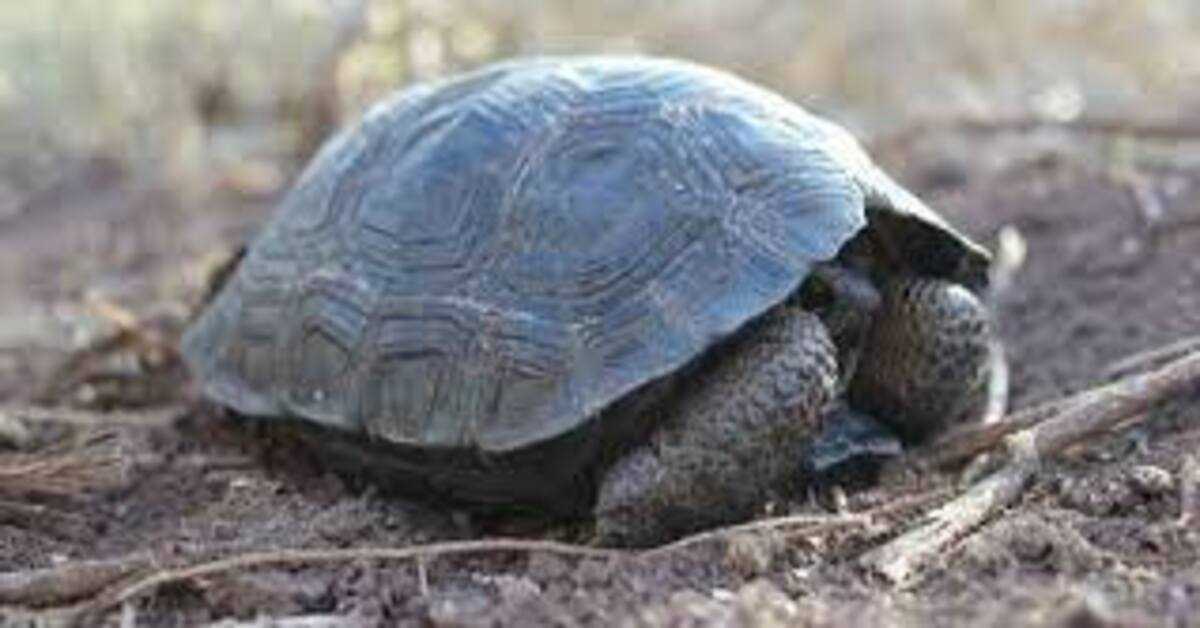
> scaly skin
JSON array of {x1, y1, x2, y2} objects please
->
[
  {"x1": 849, "y1": 278, "x2": 994, "y2": 443},
  {"x1": 595, "y1": 306, "x2": 838, "y2": 547},
  {"x1": 594, "y1": 274, "x2": 995, "y2": 547}
]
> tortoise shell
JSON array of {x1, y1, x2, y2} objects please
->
[{"x1": 182, "y1": 56, "x2": 989, "y2": 454}]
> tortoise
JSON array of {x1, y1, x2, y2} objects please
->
[{"x1": 182, "y1": 56, "x2": 1002, "y2": 547}]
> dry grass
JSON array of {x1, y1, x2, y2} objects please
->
[
  {"x1": 0, "y1": 436, "x2": 128, "y2": 500},
  {"x1": 2, "y1": 0, "x2": 1199, "y2": 204}
]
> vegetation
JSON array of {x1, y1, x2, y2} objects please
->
[{"x1": 2, "y1": 0, "x2": 1198, "y2": 204}]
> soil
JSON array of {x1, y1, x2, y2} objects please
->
[{"x1": 0, "y1": 130, "x2": 1198, "y2": 627}]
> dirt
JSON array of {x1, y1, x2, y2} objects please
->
[{"x1": 0, "y1": 131, "x2": 1198, "y2": 627}]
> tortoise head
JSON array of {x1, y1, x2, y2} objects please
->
[{"x1": 853, "y1": 208, "x2": 992, "y2": 294}]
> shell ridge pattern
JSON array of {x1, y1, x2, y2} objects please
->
[
  {"x1": 495, "y1": 106, "x2": 720, "y2": 308},
  {"x1": 274, "y1": 269, "x2": 378, "y2": 428},
  {"x1": 189, "y1": 57, "x2": 884, "y2": 452}
]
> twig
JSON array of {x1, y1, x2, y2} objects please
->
[
  {"x1": 1180, "y1": 455, "x2": 1199, "y2": 527},
  {"x1": 416, "y1": 557, "x2": 430, "y2": 598},
  {"x1": 36, "y1": 295, "x2": 184, "y2": 405},
  {"x1": 7, "y1": 489, "x2": 949, "y2": 615},
  {"x1": 61, "y1": 540, "x2": 622, "y2": 617},
  {"x1": 1031, "y1": 352, "x2": 1200, "y2": 457},
  {"x1": 1103, "y1": 335, "x2": 1200, "y2": 380},
  {"x1": 0, "y1": 424, "x2": 132, "y2": 498},
  {"x1": 0, "y1": 555, "x2": 153, "y2": 606},
  {"x1": 1112, "y1": 168, "x2": 1166, "y2": 228},
  {"x1": 861, "y1": 433, "x2": 1039, "y2": 586},
  {"x1": 0, "y1": 450, "x2": 127, "y2": 499},
  {"x1": 915, "y1": 350, "x2": 1200, "y2": 470},
  {"x1": 641, "y1": 513, "x2": 869, "y2": 559},
  {"x1": 861, "y1": 349, "x2": 1200, "y2": 586},
  {"x1": 0, "y1": 405, "x2": 182, "y2": 428},
  {"x1": 642, "y1": 485, "x2": 951, "y2": 559},
  {"x1": 84, "y1": 293, "x2": 179, "y2": 365}
]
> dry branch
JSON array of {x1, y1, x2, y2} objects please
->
[
  {"x1": 862, "y1": 434, "x2": 1039, "y2": 585},
  {"x1": 0, "y1": 556, "x2": 153, "y2": 606},
  {"x1": 1103, "y1": 335, "x2": 1200, "y2": 380},
  {"x1": 0, "y1": 490, "x2": 943, "y2": 620},
  {"x1": 861, "y1": 349, "x2": 1200, "y2": 586},
  {"x1": 0, "y1": 405, "x2": 181, "y2": 428},
  {"x1": 84, "y1": 293, "x2": 178, "y2": 366},
  {"x1": 642, "y1": 513, "x2": 869, "y2": 559},
  {"x1": 0, "y1": 450, "x2": 127, "y2": 499},
  {"x1": 915, "y1": 350, "x2": 1200, "y2": 470},
  {"x1": 1180, "y1": 455, "x2": 1200, "y2": 527},
  {"x1": 1, "y1": 510, "x2": 894, "y2": 616},
  {"x1": 36, "y1": 294, "x2": 186, "y2": 407},
  {"x1": 21, "y1": 540, "x2": 623, "y2": 618}
]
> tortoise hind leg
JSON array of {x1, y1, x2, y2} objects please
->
[{"x1": 594, "y1": 306, "x2": 838, "y2": 547}]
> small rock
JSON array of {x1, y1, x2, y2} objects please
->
[
  {"x1": 1126, "y1": 465, "x2": 1174, "y2": 497},
  {"x1": 710, "y1": 588, "x2": 736, "y2": 603},
  {"x1": 0, "y1": 411, "x2": 31, "y2": 449}
]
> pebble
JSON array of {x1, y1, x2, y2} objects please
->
[
  {"x1": 1126, "y1": 465, "x2": 1174, "y2": 497},
  {"x1": 0, "y1": 411, "x2": 31, "y2": 449}
]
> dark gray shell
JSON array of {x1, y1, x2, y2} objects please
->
[{"x1": 182, "y1": 57, "x2": 989, "y2": 453}]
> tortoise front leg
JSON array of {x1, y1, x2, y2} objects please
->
[
  {"x1": 849, "y1": 277, "x2": 997, "y2": 444},
  {"x1": 594, "y1": 305, "x2": 838, "y2": 547}
]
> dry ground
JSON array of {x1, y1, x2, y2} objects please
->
[{"x1": 0, "y1": 128, "x2": 1197, "y2": 626}]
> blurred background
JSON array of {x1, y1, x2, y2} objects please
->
[{"x1": 2, "y1": 0, "x2": 1198, "y2": 212}]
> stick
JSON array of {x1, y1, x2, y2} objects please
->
[
  {"x1": 1103, "y1": 335, "x2": 1200, "y2": 380},
  {"x1": 3, "y1": 508, "x2": 902, "y2": 614},
  {"x1": 0, "y1": 556, "x2": 153, "y2": 606},
  {"x1": 641, "y1": 513, "x2": 869, "y2": 559},
  {"x1": 642, "y1": 485, "x2": 951, "y2": 559},
  {"x1": 1113, "y1": 169, "x2": 1165, "y2": 228},
  {"x1": 1180, "y1": 455, "x2": 1199, "y2": 527},
  {"x1": 0, "y1": 450, "x2": 127, "y2": 499},
  {"x1": 861, "y1": 433, "x2": 1039, "y2": 585},
  {"x1": 84, "y1": 293, "x2": 178, "y2": 364},
  {"x1": 0, "y1": 405, "x2": 181, "y2": 428},
  {"x1": 862, "y1": 350, "x2": 1200, "y2": 586},
  {"x1": 24, "y1": 540, "x2": 620, "y2": 617},
  {"x1": 916, "y1": 350, "x2": 1200, "y2": 470},
  {"x1": 1031, "y1": 353, "x2": 1200, "y2": 457}
]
